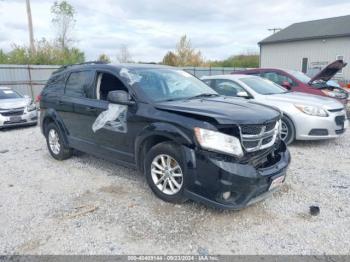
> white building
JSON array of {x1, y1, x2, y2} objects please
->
[{"x1": 259, "y1": 15, "x2": 350, "y2": 81}]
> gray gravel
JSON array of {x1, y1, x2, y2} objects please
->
[{"x1": 0, "y1": 125, "x2": 349, "y2": 255}]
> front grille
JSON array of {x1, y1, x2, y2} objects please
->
[
  {"x1": 262, "y1": 136, "x2": 273, "y2": 144},
  {"x1": 0, "y1": 109, "x2": 24, "y2": 116},
  {"x1": 335, "y1": 115, "x2": 345, "y2": 126},
  {"x1": 240, "y1": 120, "x2": 279, "y2": 152},
  {"x1": 240, "y1": 125, "x2": 262, "y2": 135},
  {"x1": 242, "y1": 140, "x2": 260, "y2": 148}
]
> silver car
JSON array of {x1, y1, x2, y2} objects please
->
[
  {"x1": 0, "y1": 87, "x2": 38, "y2": 129},
  {"x1": 202, "y1": 75, "x2": 348, "y2": 144}
]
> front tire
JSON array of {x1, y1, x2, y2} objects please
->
[
  {"x1": 281, "y1": 116, "x2": 295, "y2": 145},
  {"x1": 144, "y1": 142, "x2": 188, "y2": 204},
  {"x1": 45, "y1": 122, "x2": 73, "y2": 160}
]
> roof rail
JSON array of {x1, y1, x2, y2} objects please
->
[{"x1": 53, "y1": 61, "x2": 109, "y2": 74}]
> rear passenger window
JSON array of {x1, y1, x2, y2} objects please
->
[{"x1": 65, "y1": 71, "x2": 93, "y2": 98}]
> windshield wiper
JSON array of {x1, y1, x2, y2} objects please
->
[{"x1": 186, "y1": 93, "x2": 219, "y2": 100}]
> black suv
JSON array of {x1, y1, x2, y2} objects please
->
[{"x1": 40, "y1": 62, "x2": 290, "y2": 209}]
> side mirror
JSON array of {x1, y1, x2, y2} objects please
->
[
  {"x1": 237, "y1": 91, "x2": 249, "y2": 98},
  {"x1": 107, "y1": 90, "x2": 135, "y2": 105},
  {"x1": 281, "y1": 81, "x2": 292, "y2": 90}
]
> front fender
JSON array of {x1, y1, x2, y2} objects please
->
[{"x1": 134, "y1": 122, "x2": 194, "y2": 170}]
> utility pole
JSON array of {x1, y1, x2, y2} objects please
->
[
  {"x1": 26, "y1": 0, "x2": 35, "y2": 53},
  {"x1": 268, "y1": 28, "x2": 282, "y2": 34}
]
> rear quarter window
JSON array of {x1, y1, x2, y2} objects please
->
[
  {"x1": 65, "y1": 71, "x2": 94, "y2": 98},
  {"x1": 44, "y1": 73, "x2": 66, "y2": 94}
]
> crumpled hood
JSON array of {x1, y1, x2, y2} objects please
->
[
  {"x1": 0, "y1": 98, "x2": 30, "y2": 110},
  {"x1": 264, "y1": 92, "x2": 344, "y2": 110},
  {"x1": 155, "y1": 96, "x2": 280, "y2": 125},
  {"x1": 309, "y1": 60, "x2": 347, "y2": 84}
]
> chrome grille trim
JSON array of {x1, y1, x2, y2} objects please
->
[{"x1": 240, "y1": 121, "x2": 280, "y2": 152}]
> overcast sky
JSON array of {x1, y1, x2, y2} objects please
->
[{"x1": 1, "y1": 0, "x2": 350, "y2": 62}]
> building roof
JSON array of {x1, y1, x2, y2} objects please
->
[{"x1": 259, "y1": 15, "x2": 350, "y2": 45}]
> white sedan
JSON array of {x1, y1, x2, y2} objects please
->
[{"x1": 202, "y1": 75, "x2": 348, "y2": 144}]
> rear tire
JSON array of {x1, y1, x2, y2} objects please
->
[
  {"x1": 45, "y1": 122, "x2": 73, "y2": 160},
  {"x1": 281, "y1": 116, "x2": 295, "y2": 145},
  {"x1": 144, "y1": 142, "x2": 188, "y2": 204}
]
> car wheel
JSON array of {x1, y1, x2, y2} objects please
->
[
  {"x1": 45, "y1": 122, "x2": 73, "y2": 160},
  {"x1": 280, "y1": 116, "x2": 295, "y2": 145},
  {"x1": 145, "y1": 142, "x2": 188, "y2": 203}
]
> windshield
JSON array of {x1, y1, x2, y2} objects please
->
[
  {"x1": 0, "y1": 89, "x2": 22, "y2": 99},
  {"x1": 130, "y1": 69, "x2": 217, "y2": 102},
  {"x1": 240, "y1": 77, "x2": 287, "y2": 95},
  {"x1": 285, "y1": 70, "x2": 311, "y2": 84}
]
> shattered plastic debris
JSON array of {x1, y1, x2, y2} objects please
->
[
  {"x1": 92, "y1": 104, "x2": 127, "y2": 133},
  {"x1": 119, "y1": 68, "x2": 142, "y2": 85}
]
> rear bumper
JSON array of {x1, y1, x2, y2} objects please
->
[
  {"x1": 0, "y1": 110, "x2": 38, "y2": 129},
  {"x1": 183, "y1": 141, "x2": 290, "y2": 210}
]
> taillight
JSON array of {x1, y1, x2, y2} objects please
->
[{"x1": 36, "y1": 94, "x2": 42, "y2": 103}]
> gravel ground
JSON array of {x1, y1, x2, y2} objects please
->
[{"x1": 0, "y1": 125, "x2": 349, "y2": 255}]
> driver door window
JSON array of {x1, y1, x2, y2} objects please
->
[
  {"x1": 213, "y1": 79, "x2": 246, "y2": 97},
  {"x1": 96, "y1": 72, "x2": 128, "y2": 100}
]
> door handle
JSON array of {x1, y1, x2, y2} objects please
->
[{"x1": 86, "y1": 107, "x2": 97, "y2": 112}]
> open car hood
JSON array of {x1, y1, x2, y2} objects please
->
[{"x1": 309, "y1": 60, "x2": 347, "y2": 84}]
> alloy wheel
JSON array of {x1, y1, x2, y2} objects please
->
[
  {"x1": 280, "y1": 120, "x2": 289, "y2": 141},
  {"x1": 48, "y1": 129, "x2": 61, "y2": 155},
  {"x1": 151, "y1": 154, "x2": 183, "y2": 195}
]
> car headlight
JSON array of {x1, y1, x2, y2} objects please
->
[
  {"x1": 194, "y1": 127, "x2": 243, "y2": 157},
  {"x1": 27, "y1": 103, "x2": 36, "y2": 112},
  {"x1": 321, "y1": 90, "x2": 346, "y2": 99},
  {"x1": 294, "y1": 104, "x2": 328, "y2": 117}
]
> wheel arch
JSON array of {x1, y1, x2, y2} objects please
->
[
  {"x1": 42, "y1": 109, "x2": 69, "y2": 147},
  {"x1": 281, "y1": 112, "x2": 296, "y2": 142},
  {"x1": 135, "y1": 123, "x2": 193, "y2": 172}
]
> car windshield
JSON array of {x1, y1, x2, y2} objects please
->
[
  {"x1": 0, "y1": 89, "x2": 22, "y2": 99},
  {"x1": 129, "y1": 69, "x2": 218, "y2": 102},
  {"x1": 285, "y1": 70, "x2": 311, "y2": 84},
  {"x1": 240, "y1": 77, "x2": 287, "y2": 95}
]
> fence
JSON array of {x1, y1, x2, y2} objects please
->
[
  {"x1": 0, "y1": 65, "x2": 60, "y2": 99},
  {"x1": 0, "y1": 65, "x2": 244, "y2": 99}
]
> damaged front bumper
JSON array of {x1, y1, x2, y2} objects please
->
[
  {"x1": 0, "y1": 109, "x2": 38, "y2": 129},
  {"x1": 183, "y1": 141, "x2": 291, "y2": 210}
]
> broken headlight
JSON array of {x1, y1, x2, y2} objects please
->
[
  {"x1": 26, "y1": 103, "x2": 36, "y2": 112},
  {"x1": 194, "y1": 127, "x2": 243, "y2": 157}
]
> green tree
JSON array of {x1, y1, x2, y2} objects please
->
[
  {"x1": 51, "y1": 0, "x2": 75, "y2": 49},
  {"x1": 162, "y1": 35, "x2": 205, "y2": 66},
  {"x1": 98, "y1": 53, "x2": 111, "y2": 63},
  {"x1": 162, "y1": 51, "x2": 177, "y2": 66},
  {"x1": 0, "y1": 39, "x2": 85, "y2": 65},
  {"x1": 0, "y1": 49, "x2": 8, "y2": 63},
  {"x1": 209, "y1": 53, "x2": 259, "y2": 68}
]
